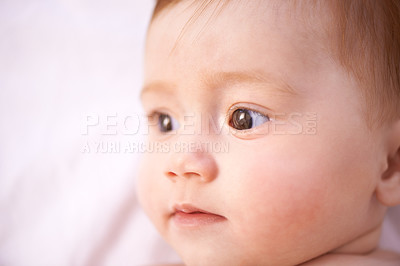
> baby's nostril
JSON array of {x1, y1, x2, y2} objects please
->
[{"x1": 166, "y1": 171, "x2": 178, "y2": 179}]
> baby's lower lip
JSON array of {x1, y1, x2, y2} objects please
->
[{"x1": 172, "y1": 211, "x2": 226, "y2": 227}]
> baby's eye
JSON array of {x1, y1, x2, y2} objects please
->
[
  {"x1": 157, "y1": 113, "x2": 179, "y2": 132},
  {"x1": 229, "y1": 108, "x2": 270, "y2": 130}
]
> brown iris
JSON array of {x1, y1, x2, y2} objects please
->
[
  {"x1": 159, "y1": 113, "x2": 172, "y2": 132},
  {"x1": 231, "y1": 109, "x2": 253, "y2": 130}
]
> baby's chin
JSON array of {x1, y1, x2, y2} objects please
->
[
  {"x1": 167, "y1": 228, "x2": 385, "y2": 266},
  {"x1": 174, "y1": 250, "x2": 400, "y2": 266}
]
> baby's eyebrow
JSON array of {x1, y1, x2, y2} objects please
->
[
  {"x1": 202, "y1": 70, "x2": 298, "y2": 96},
  {"x1": 140, "y1": 81, "x2": 176, "y2": 99},
  {"x1": 141, "y1": 70, "x2": 298, "y2": 99}
]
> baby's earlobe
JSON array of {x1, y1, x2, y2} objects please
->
[
  {"x1": 376, "y1": 146, "x2": 400, "y2": 206},
  {"x1": 376, "y1": 175, "x2": 400, "y2": 207},
  {"x1": 376, "y1": 120, "x2": 400, "y2": 207}
]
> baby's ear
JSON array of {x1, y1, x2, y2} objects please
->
[{"x1": 376, "y1": 120, "x2": 400, "y2": 207}]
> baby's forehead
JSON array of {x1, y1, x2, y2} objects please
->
[
  {"x1": 150, "y1": 0, "x2": 333, "y2": 44},
  {"x1": 146, "y1": 1, "x2": 334, "y2": 87}
]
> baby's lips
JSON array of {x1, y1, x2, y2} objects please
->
[
  {"x1": 170, "y1": 203, "x2": 227, "y2": 227},
  {"x1": 172, "y1": 203, "x2": 224, "y2": 217}
]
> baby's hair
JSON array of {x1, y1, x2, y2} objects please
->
[{"x1": 150, "y1": 0, "x2": 400, "y2": 127}]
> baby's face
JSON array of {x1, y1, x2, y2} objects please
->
[{"x1": 138, "y1": 1, "x2": 387, "y2": 265}]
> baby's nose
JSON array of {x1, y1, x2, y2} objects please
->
[{"x1": 164, "y1": 144, "x2": 218, "y2": 183}]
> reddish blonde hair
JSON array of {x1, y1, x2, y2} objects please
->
[{"x1": 150, "y1": 0, "x2": 400, "y2": 126}]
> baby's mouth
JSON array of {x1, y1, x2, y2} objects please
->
[{"x1": 171, "y1": 203, "x2": 226, "y2": 227}]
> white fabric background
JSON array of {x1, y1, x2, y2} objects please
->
[
  {"x1": 0, "y1": 1, "x2": 398, "y2": 265},
  {"x1": 0, "y1": 1, "x2": 181, "y2": 265}
]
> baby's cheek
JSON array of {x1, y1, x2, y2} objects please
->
[
  {"x1": 253, "y1": 177, "x2": 325, "y2": 231},
  {"x1": 137, "y1": 154, "x2": 168, "y2": 232},
  {"x1": 229, "y1": 160, "x2": 330, "y2": 255},
  {"x1": 136, "y1": 158, "x2": 154, "y2": 216},
  {"x1": 273, "y1": 182, "x2": 327, "y2": 237}
]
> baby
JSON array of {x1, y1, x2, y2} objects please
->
[{"x1": 137, "y1": 0, "x2": 400, "y2": 265}]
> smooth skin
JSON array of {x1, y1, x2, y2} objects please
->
[{"x1": 138, "y1": 1, "x2": 400, "y2": 265}]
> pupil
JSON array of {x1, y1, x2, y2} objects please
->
[
  {"x1": 159, "y1": 114, "x2": 172, "y2": 132},
  {"x1": 232, "y1": 109, "x2": 252, "y2": 130}
]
